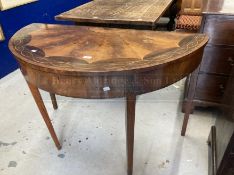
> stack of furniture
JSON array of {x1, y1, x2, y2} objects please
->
[
  {"x1": 176, "y1": 0, "x2": 202, "y2": 32},
  {"x1": 181, "y1": 0, "x2": 234, "y2": 136}
]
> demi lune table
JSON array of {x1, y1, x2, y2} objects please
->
[
  {"x1": 55, "y1": 0, "x2": 181, "y2": 30},
  {"x1": 9, "y1": 23, "x2": 208, "y2": 175}
]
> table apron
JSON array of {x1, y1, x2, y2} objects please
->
[{"x1": 19, "y1": 49, "x2": 203, "y2": 99}]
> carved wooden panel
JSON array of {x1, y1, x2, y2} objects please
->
[{"x1": 9, "y1": 23, "x2": 208, "y2": 73}]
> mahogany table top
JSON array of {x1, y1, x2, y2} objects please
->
[
  {"x1": 56, "y1": 0, "x2": 174, "y2": 26},
  {"x1": 9, "y1": 23, "x2": 208, "y2": 76}
]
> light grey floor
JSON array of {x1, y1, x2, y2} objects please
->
[{"x1": 0, "y1": 69, "x2": 216, "y2": 175}]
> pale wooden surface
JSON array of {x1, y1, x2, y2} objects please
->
[
  {"x1": 56, "y1": 0, "x2": 174, "y2": 26},
  {"x1": 9, "y1": 23, "x2": 207, "y2": 99}
]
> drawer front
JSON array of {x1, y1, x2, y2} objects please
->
[
  {"x1": 195, "y1": 74, "x2": 228, "y2": 102},
  {"x1": 200, "y1": 46, "x2": 234, "y2": 75},
  {"x1": 203, "y1": 15, "x2": 234, "y2": 45}
]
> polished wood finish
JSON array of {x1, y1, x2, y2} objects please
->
[
  {"x1": 182, "y1": 0, "x2": 234, "y2": 135},
  {"x1": 56, "y1": 0, "x2": 178, "y2": 30},
  {"x1": 203, "y1": 16, "x2": 234, "y2": 45},
  {"x1": 9, "y1": 24, "x2": 208, "y2": 98},
  {"x1": 9, "y1": 23, "x2": 208, "y2": 175}
]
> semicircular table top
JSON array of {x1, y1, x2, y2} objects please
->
[
  {"x1": 8, "y1": 23, "x2": 209, "y2": 175},
  {"x1": 9, "y1": 23, "x2": 208, "y2": 75}
]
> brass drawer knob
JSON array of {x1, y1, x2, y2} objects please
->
[
  {"x1": 228, "y1": 57, "x2": 234, "y2": 66},
  {"x1": 219, "y1": 84, "x2": 224, "y2": 89},
  {"x1": 219, "y1": 84, "x2": 225, "y2": 94}
]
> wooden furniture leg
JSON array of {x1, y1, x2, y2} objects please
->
[
  {"x1": 182, "y1": 76, "x2": 195, "y2": 114},
  {"x1": 27, "y1": 82, "x2": 61, "y2": 150},
  {"x1": 126, "y1": 94, "x2": 136, "y2": 175},
  {"x1": 50, "y1": 93, "x2": 58, "y2": 110},
  {"x1": 181, "y1": 68, "x2": 199, "y2": 136},
  {"x1": 167, "y1": 0, "x2": 179, "y2": 31},
  {"x1": 181, "y1": 98, "x2": 194, "y2": 136}
]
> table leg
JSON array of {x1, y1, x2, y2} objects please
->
[
  {"x1": 167, "y1": 0, "x2": 179, "y2": 31},
  {"x1": 50, "y1": 93, "x2": 58, "y2": 110},
  {"x1": 27, "y1": 82, "x2": 61, "y2": 150},
  {"x1": 181, "y1": 69, "x2": 199, "y2": 136},
  {"x1": 126, "y1": 94, "x2": 136, "y2": 175},
  {"x1": 181, "y1": 100, "x2": 193, "y2": 136}
]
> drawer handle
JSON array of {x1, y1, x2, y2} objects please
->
[
  {"x1": 219, "y1": 84, "x2": 224, "y2": 89},
  {"x1": 228, "y1": 57, "x2": 234, "y2": 66},
  {"x1": 219, "y1": 84, "x2": 225, "y2": 93}
]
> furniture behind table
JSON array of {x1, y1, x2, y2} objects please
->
[
  {"x1": 208, "y1": 67, "x2": 234, "y2": 175},
  {"x1": 181, "y1": 0, "x2": 234, "y2": 136}
]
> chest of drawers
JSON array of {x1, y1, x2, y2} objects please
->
[
  {"x1": 181, "y1": 0, "x2": 234, "y2": 136},
  {"x1": 208, "y1": 67, "x2": 234, "y2": 175},
  {"x1": 183, "y1": 0, "x2": 234, "y2": 112}
]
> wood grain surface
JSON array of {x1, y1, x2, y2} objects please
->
[
  {"x1": 10, "y1": 24, "x2": 207, "y2": 73},
  {"x1": 9, "y1": 23, "x2": 208, "y2": 99},
  {"x1": 56, "y1": 0, "x2": 174, "y2": 26}
]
